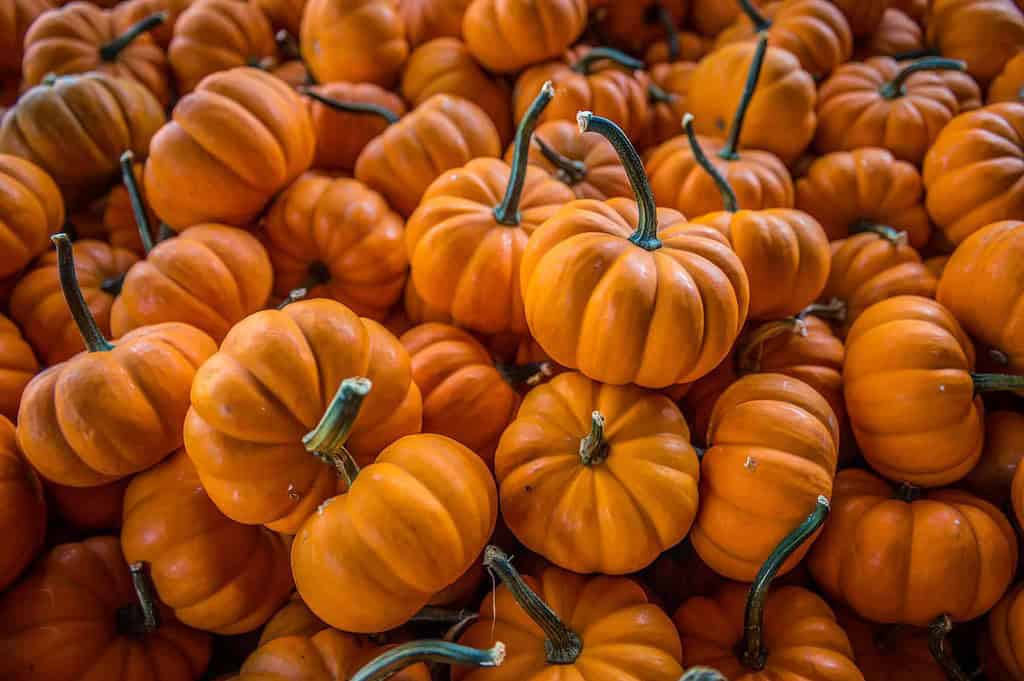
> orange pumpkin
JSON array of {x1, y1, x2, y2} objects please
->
[
  {"x1": 836, "y1": 608, "x2": 947, "y2": 681},
  {"x1": 300, "y1": 0, "x2": 408, "y2": 87},
  {"x1": 302, "y1": 83, "x2": 407, "y2": 172},
  {"x1": 0, "y1": 154, "x2": 63, "y2": 280},
  {"x1": 1015, "y1": 463, "x2": 1024, "y2": 534},
  {"x1": 258, "y1": 595, "x2": 327, "y2": 645},
  {"x1": 990, "y1": 52, "x2": 1024, "y2": 103},
  {"x1": 831, "y1": 0, "x2": 887, "y2": 36},
  {"x1": 644, "y1": 28, "x2": 710, "y2": 66},
  {"x1": 644, "y1": 60, "x2": 696, "y2": 148},
  {"x1": 594, "y1": 0, "x2": 689, "y2": 55},
  {"x1": 522, "y1": 113, "x2": 749, "y2": 388},
  {"x1": 0, "y1": 314, "x2": 37, "y2": 421},
  {"x1": 111, "y1": 0, "x2": 193, "y2": 48},
  {"x1": 495, "y1": 371, "x2": 699, "y2": 574},
  {"x1": 145, "y1": 67, "x2": 314, "y2": 230},
  {"x1": 941, "y1": 66, "x2": 984, "y2": 112},
  {"x1": 892, "y1": 0, "x2": 927, "y2": 23},
  {"x1": 252, "y1": 0, "x2": 304, "y2": 36},
  {"x1": 809, "y1": 468, "x2": 1018, "y2": 625},
  {"x1": 401, "y1": 277, "x2": 453, "y2": 326},
  {"x1": 0, "y1": 536, "x2": 211, "y2": 681},
  {"x1": 0, "y1": 0, "x2": 54, "y2": 75},
  {"x1": 0, "y1": 415, "x2": 45, "y2": 591},
  {"x1": 184, "y1": 300, "x2": 421, "y2": 533},
  {"x1": 989, "y1": 582, "x2": 1024, "y2": 681},
  {"x1": 48, "y1": 477, "x2": 128, "y2": 529},
  {"x1": 462, "y1": 0, "x2": 587, "y2": 73},
  {"x1": 400, "y1": 0, "x2": 470, "y2": 46},
  {"x1": 263, "y1": 172, "x2": 406, "y2": 321},
  {"x1": 854, "y1": 9, "x2": 925, "y2": 60},
  {"x1": 927, "y1": 0, "x2": 1024, "y2": 85},
  {"x1": 689, "y1": 0, "x2": 752, "y2": 36},
  {"x1": 103, "y1": 159, "x2": 159, "y2": 255}
]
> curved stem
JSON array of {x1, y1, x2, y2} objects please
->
[
  {"x1": 736, "y1": 318, "x2": 805, "y2": 374},
  {"x1": 578, "y1": 112, "x2": 660, "y2": 250},
  {"x1": 680, "y1": 669, "x2": 726, "y2": 681},
  {"x1": 534, "y1": 136, "x2": 587, "y2": 185},
  {"x1": 300, "y1": 88, "x2": 400, "y2": 124},
  {"x1": 720, "y1": 35, "x2": 768, "y2": 161},
  {"x1": 796, "y1": 298, "x2": 847, "y2": 323},
  {"x1": 682, "y1": 113, "x2": 737, "y2": 212},
  {"x1": 277, "y1": 288, "x2": 308, "y2": 309},
  {"x1": 741, "y1": 496, "x2": 830, "y2": 670},
  {"x1": 303, "y1": 377, "x2": 371, "y2": 486},
  {"x1": 119, "y1": 151, "x2": 154, "y2": 254},
  {"x1": 350, "y1": 640, "x2": 505, "y2": 681},
  {"x1": 483, "y1": 545, "x2": 582, "y2": 664},
  {"x1": 280, "y1": 261, "x2": 330, "y2": 308},
  {"x1": 578, "y1": 411, "x2": 609, "y2": 466},
  {"x1": 895, "y1": 482, "x2": 922, "y2": 502},
  {"x1": 880, "y1": 58, "x2": 966, "y2": 99},
  {"x1": 928, "y1": 615, "x2": 971, "y2": 681},
  {"x1": 99, "y1": 11, "x2": 167, "y2": 62},
  {"x1": 571, "y1": 47, "x2": 645, "y2": 75},
  {"x1": 117, "y1": 562, "x2": 160, "y2": 634},
  {"x1": 494, "y1": 81, "x2": 554, "y2": 225},
  {"x1": 654, "y1": 5, "x2": 680, "y2": 62},
  {"x1": 853, "y1": 221, "x2": 907, "y2": 245},
  {"x1": 409, "y1": 606, "x2": 479, "y2": 626},
  {"x1": 50, "y1": 234, "x2": 114, "y2": 353},
  {"x1": 648, "y1": 81, "x2": 675, "y2": 105},
  {"x1": 738, "y1": 0, "x2": 771, "y2": 32},
  {"x1": 972, "y1": 373, "x2": 1024, "y2": 393},
  {"x1": 497, "y1": 361, "x2": 553, "y2": 387}
]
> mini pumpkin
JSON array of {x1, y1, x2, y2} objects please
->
[
  {"x1": 644, "y1": 27, "x2": 710, "y2": 66},
  {"x1": 595, "y1": 0, "x2": 689, "y2": 55},
  {"x1": 48, "y1": 477, "x2": 128, "y2": 529},
  {"x1": 927, "y1": 0, "x2": 1024, "y2": 85},
  {"x1": 0, "y1": 0, "x2": 54, "y2": 75},
  {"x1": 832, "y1": 0, "x2": 887, "y2": 36},
  {"x1": 644, "y1": 60, "x2": 696, "y2": 148},
  {"x1": 990, "y1": 52, "x2": 1024, "y2": 103},
  {"x1": 111, "y1": 0, "x2": 193, "y2": 48},
  {"x1": 301, "y1": 0, "x2": 408, "y2": 87},
  {"x1": 462, "y1": 0, "x2": 587, "y2": 73},
  {"x1": 252, "y1": 0, "x2": 305, "y2": 36},
  {"x1": 835, "y1": 608, "x2": 947, "y2": 681},
  {"x1": 0, "y1": 415, "x2": 46, "y2": 592},
  {"x1": 0, "y1": 314, "x2": 38, "y2": 421},
  {"x1": 989, "y1": 582, "x2": 1024, "y2": 681},
  {"x1": 400, "y1": 0, "x2": 470, "y2": 46},
  {"x1": 0, "y1": 153, "x2": 63, "y2": 280},
  {"x1": 301, "y1": 83, "x2": 407, "y2": 172},
  {"x1": 853, "y1": 9, "x2": 925, "y2": 60}
]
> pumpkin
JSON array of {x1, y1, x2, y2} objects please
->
[
  {"x1": 110, "y1": 0, "x2": 193, "y2": 49},
  {"x1": 300, "y1": 0, "x2": 408, "y2": 87},
  {"x1": 168, "y1": 0, "x2": 276, "y2": 94},
  {"x1": 990, "y1": 52, "x2": 1024, "y2": 103},
  {"x1": 401, "y1": 278, "x2": 453, "y2": 327},
  {"x1": 644, "y1": 61, "x2": 696, "y2": 148},
  {"x1": 121, "y1": 449, "x2": 293, "y2": 634},
  {"x1": 795, "y1": 148, "x2": 932, "y2": 249},
  {"x1": 462, "y1": 0, "x2": 587, "y2": 73},
  {"x1": 689, "y1": 0, "x2": 753, "y2": 36},
  {"x1": 1015, "y1": 463, "x2": 1024, "y2": 533},
  {"x1": 10, "y1": 238, "x2": 138, "y2": 364},
  {"x1": 301, "y1": 83, "x2": 407, "y2": 173},
  {"x1": 0, "y1": 314, "x2": 37, "y2": 421},
  {"x1": 835, "y1": 608, "x2": 947, "y2": 681},
  {"x1": 0, "y1": 72, "x2": 164, "y2": 208},
  {"x1": 258, "y1": 595, "x2": 327, "y2": 645},
  {"x1": 271, "y1": 59, "x2": 310, "y2": 88},
  {"x1": 927, "y1": 0, "x2": 1024, "y2": 85},
  {"x1": 644, "y1": 28, "x2": 710, "y2": 66},
  {"x1": 0, "y1": 0, "x2": 54, "y2": 75},
  {"x1": 941, "y1": 67, "x2": 984, "y2": 111},
  {"x1": 145, "y1": 67, "x2": 314, "y2": 230},
  {"x1": 854, "y1": 10, "x2": 925, "y2": 61},
  {"x1": 494, "y1": 371, "x2": 699, "y2": 574},
  {"x1": 0, "y1": 154, "x2": 63, "y2": 281},
  {"x1": 522, "y1": 113, "x2": 749, "y2": 388},
  {"x1": 253, "y1": 0, "x2": 304, "y2": 36},
  {"x1": 809, "y1": 468, "x2": 1018, "y2": 625},
  {"x1": 0, "y1": 537, "x2": 211, "y2": 681},
  {"x1": 892, "y1": 0, "x2": 927, "y2": 23},
  {"x1": 103, "y1": 158, "x2": 159, "y2": 255},
  {"x1": 989, "y1": 583, "x2": 1024, "y2": 681},
  {"x1": 0, "y1": 415, "x2": 45, "y2": 591},
  {"x1": 263, "y1": 172, "x2": 406, "y2": 322},
  {"x1": 595, "y1": 1, "x2": 689, "y2": 55},
  {"x1": 400, "y1": 0, "x2": 470, "y2": 46},
  {"x1": 401, "y1": 37, "x2": 513, "y2": 145},
  {"x1": 21, "y1": 2, "x2": 168, "y2": 103},
  {"x1": 715, "y1": 0, "x2": 853, "y2": 79},
  {"x1": 48, "y1": 477, "x2": 128, "y2": 529},
  {"x1": 815, "y1": 57, "x2": 966, "y2": 165},
  {"x1": 831, "y1": 0, "x2": 887, "y2": 36},
  {"x1": 184, "y1": 300, "x2": 422, "y2": 533},
  {"x1": 688, "y1": 37, "x2": 816, "y2": 164},
  {"x1": 455, "y1": 546, "x2": 684, "y2": 681},
  {"x1": 693, "y1": 373, "x2": 838, "y2": 580},
  {"x1": 355, "y1": 94, "x2": 501, "y2": 217},
  {"x1": 292, "y1": 432, "x2": 497, "y2": 633}
]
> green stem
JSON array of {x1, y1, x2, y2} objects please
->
[
  {"x1": 578, "y1": 112, "x2": 660, "y2": 250},
  {"x1": 119, "y1": 151, "x2": 154, "y2": 255},
  {"x1": 280, "y1": 261, "x2": 330, "y2": 309},
  {"x1": 156, "y1": 223, "x2": 175, "y2": 243},
  {"x1": 534, "y1": 135, "x2": 587, "y2": 186},
  {"x1": 648, "y1": 82, "x2": 675, "y2": 104},
  {"x1": 892, "y1": 47, "x2": 941, "y2": 61},
  {"x1": 408, "y1": 607, "x2": 478, "y2": 627},
  {"x1": 680, "y1": 669, "x2": 726, "y2": 681},
  {"x1": 496, "y1": 361, "x2": 553, "y2": 387},
  {"x1": 571, "y1": 47, "x2": 645, "y2": 75},
  {"x1": 494, "y1": 81, "x2": 554, "y2": 225},
  {"x1": 927, "y1": 615, "x2": 971, "y2": 681},
  {"x1": 349, "y1": 640, "x2": 505, "y2": 681},
  {"x1": 879, "y1": 58, "x2": 966, "y2": 99},
  {"x1": 300, "y1": 88, "x2": 400, "y2": 124},
  {"x1": 972, "y1": 373, "x2": 1024, "y2": 393},
  {"x1": 303, "y1": 377, "x2": 371, "y2": 486},
  {"x1": 895, "y1": 482, "x2": 922, "y2": 502},
  {"x1": 796, "y1": 298, "x2": 847, "y2": 323},
  {"x1": 578, "y1": 411, "x2": 609, "y2": 466},
  {"x1": 654, "y1": 5, "x2": 680, "y2": 62},
  {"x1": 853, "y1": 221, "x2": 907, "y2": 245},
  {"x1": 483, "y1": 545, "x2": 582, "y2": 664},
  {"x1": 741, "y1": 496, "x2": 830, "y2": 670},
  {"x1": 720, "y1": 35, "x2": 768, "y2": 161},
  {"x1": 99, "y1": 12, "x2": 167, "y2": 62},
  {"x1": 737, "y1": 0, "x2": 771, "y2": 32},
  {"x1": 682, "y1": 113, "x2": 737, "y2": 212},
  {"x1": 100, "y1": 273, "x2": 126, "y2": 296},
  {"x1": 50, "y1": 234, "x2": 114, "y2": 353},
  {"x1": 117, "y1": 562, "x2": 160, "y2": 634}
]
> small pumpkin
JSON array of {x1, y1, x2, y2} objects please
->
[
  {"x1": 258, "y1": 595, "x2": 326, "y2": 645},
  {"x1": 0, "y1": 314, "x2": 38, "y2": 421},
  {"x1": 462, "y1": 0, "x2": 587, "y2": 74},
  {"x1": 48, "y1": 477, "x2": 128, "y2": 529},
  {"x1": 644, "y1": 27, "x2": 710, "y2": 65},
  {"x1": 941, "y1": 66, "x2": 984, "y2": 111},
  {"x1": 252, "y1": 0, "x2": 305, "y2": 36},
  {"x1": 689, "y1": 0, "x2": 754, "y2": 36},
  {"x1": 0, "y1": 415, "x2": 45, "y2": 592},
  {"x1": 400, "y1": 0, "x2": 471, "y2": 46},
  {"x1": 111, "y1": 0, "x2": 193, "y2": 48},
  {"x1": 989, "y1": 52, "x2": 1024, "y2": 103},
  {"x1": 644, "y1": 60, "x2": 696, "y2": 148},
  {"x1": 831, "y1": 0, "x2": 887, "y2": 36},
  {"x1": 402, "y1": 277, "x2": 453, "y2": 326},
  {"x1": 594, "y1": 0, "x2": 689, "y2": 55},
  {"x1": 927, "y1": 0, "x2": 1024, "y2": 85},
  {"x1": 835, "y1": 608, "x2": 947, "y2": 681},
  {"x1": 989, "y1": 582, "x2": 1024, "y2": 681},
  {"x1": 853, "y1": 9, "x2": 925, "y2": 60},
  {"x1": 301, "y1": 83, "x2": 407, "y2": 173},
  {"x1": 0, "y1": 154, "x2": 63, "y2": 281},
  {"x1": 0, "y1": 0, "x2": 54, "y2": 75},
  {"x1": 300, "y1": 0, "x2": 408, "y2": 87}
]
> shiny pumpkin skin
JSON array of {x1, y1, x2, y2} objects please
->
[
  {"x1": 989, "y1": 582, "x2": 1024, "y2": 681},
  {"x1": 406, "y1": 157, "x2": 575, "y2": 335},
  {"x1": 0, "y1": 0, "x2": 54, "y2": 74},
  {"x1": 693, "y1": 373, "x2": 838, "y2": 581},
  {"x1": 688, "y1": 41, "x2": 816, "y2": 164},
  {"x1": 990, "y1": 52, "x2": 1024, "y2": 103},
  {"x1": 835, "y1": 607, "x2": 946, "y2": 681},
  {"x1": 291, "y1": 433, "x2": 497, "y2": 634},
  {"x1": 144, "y1": 67, "x2": 315, "y2": 231},
  {"x1": 354, "y1": 94, "x2": 501, "y2": 217},
  {"x1": 300, "y1": 0, "x2": 408, "y2": 87},
  {"x1": 0, "y1": 72, "x2": 165, "y2": 208},
  {"x1": 121, "y1": 450, "x2": 293, "y2": 635},
  {"x1": 400, "y1": 323, "x2": 519, "y2": 463},
  {"x1": 645, "y1": 61, "x2": 696, "y2": 149},
  {"x1": 0, "y1": 536, "x2": 212, "y2": 681},
  {"x1": 0, "y1": 415, "x2": 46, "y2": 592},
  {"x1": 305, "y1": 82, "x2": 406, "y2": 172},
  {"x1": 809, "y1": 468, "x2": 1018, "y2": 625},
  {"x1": 495, "y1": 371, "x2": 699, "y2": 575},
  {"x1": 263, "y1": 173, "x2": 407, "y2": 322},
  {"x1": 455, "y1": 566, "x2": 684, "y2": 681},
  {"x1": 854, "y1": 9, "x2": 925, "y2": 60},
  {"x1": 168, "y1": 0, "x2": 276, "y2": 94},
  {"x1": 9, "y1": 239, "x2": 138, "y2": 364},
  {"x1": 184, "y1": 299, "x2": 422, "y2": 533},
  {"x1": 400, "y1": 0, "x2": 470, "y2": 46},
  {"x1": 0, "y1": 314, "x2": 38, "y2": 421},
  {"x1": 815, "y1": 57, "x2": 960, "y2": 166},
  {"x1": 927, "y1": 0, "x2": 1024, "y2": 85},
  {"x1": 521, "y1": 203, "x2": 749, "y2": 389},
  {"x1": 462, "y1": 0, "x2": 587, "y2": 74},
  {"x1": 675, "y1": 583, "x2": 863, "y2": 681},
  {"x1": 111, "y1": 225, "x2": 273, "y2": 343},
  {"x1": 48, "y1": 477, "x2": 128, "y2": 529},
  {"x1": 0, "y1": 153, "x2": 64, "y2": 279}
]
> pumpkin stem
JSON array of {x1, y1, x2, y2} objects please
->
[
  {"x1": 653, "y1": 4, "x2": 680, "y2": 62},
  {"x1": 578, "y1": 411, "x2": 610, "y2": 466},
  {"x1": 100, "y1": 273, "x2": 126, "y2": 296},
  {"x1": 972, "y1": 373, "x2": 1024, "y2": 393},
  {"x1": 275, "y1": 29, "x2": 301, "y2": 61},
  {"x1": 99, "y1": 11, "x2": 167, "y2": 62},
  {"x1": 483, "y1": 545, "x2": 582, "y2": 664},
  {"x1": 277, "y1": 288, "x2": 308, "y2": 309},
  {"x1": 928, "y1": 615, "x2": 972, "y2": 681},
  {"x1": 892, "y1": 47, "x2": 941, "y2": 61},
  {"x1": 157, "y1": 223, "x2": 176, "y2": 242},
  {"x1": 117, "y1": 562, "x2": 160, "y2": 635},
  {"x1": 578, "y1": 111, "x2": 660, "y2": 250},
  {"x1": 494, "y1": 81, "x2": 554, "y2": 226},
  {"x1": 648, "y1": 81, "x2": 675, "y2": 105},
  {"x1": 303, "y1": 377, "x2": 371, "y2": 486},
  {"x1": 737, "y1": 0, "x2": 771, "y2": 31},
  {"x1": 989, "y1": 348, "x2": 1010, "y2": 366},
  {"x1": 534, "y1": 135, "x2": 587, "y2": 186},
  {"x1": 50, "y1": 234, "x2": 115, "y2": 353},
  {"x1": 894, "y1": 482, "x2": 922, "y2": 502},
  {"x1": 682, "y1": 113, "x2": 738, "y2": 212},
  {"x1": 736, "y1": 318, "x2": 806, "y2": 374},
  {"x1": 796, "y1": 298, "x2": 847, "y2": 323},
  {"x1": 350, "y1": 640, "x2": 505, "y2": 681},
  {"x1": 741, "y1": 496, "x2": 830, "y2": 670},
  {"x1": 679, "y1": 668, "x2": 726, "y2": 681},
  {"x1": 720, "y1": 35, "x2": 768, "y2": 161},
  {"x1": 281, "y1": 261, "x2": 330, "y2": 308},
  {"x1": 879, "y1": 58, "x2": 966, "y2": 99},
  {"x1": 409, "y1": 606, "x2": 479, "y2": 626},
  {"x1": 497, "y1": 361, "x2": 554, "y2": 387},
  {"x1": 300, "y1": 88, "x2": 401, "y2": 124},
  {"x1": 852, "y1": 221, "x2": 908, "y2": 245},
  {"x1": 119, "y1": 151, "x2": 154, "y2": 254},
  {"x1": 571, "y1": 47, "x2": 645, "y2": 75}
]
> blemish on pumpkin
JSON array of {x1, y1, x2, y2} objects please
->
[{"x1": 744, "y1": 456, "x2": 758, "y2": 471}]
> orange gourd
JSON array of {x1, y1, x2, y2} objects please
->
[
  {"x1": 0, "y1": 154, "x2": 63, "y2": 280},
  {"x1": 927, "y1": 0, "x2": 1024, "y2": 85},
  {"x1": 48, "y1": 477, "x2": 128, "y2": 529},
  {"x1": 644, "y1": 61, "x2": 696, "y2": 148},
  {"x1": 854, "y1": 9, "x2": 925, "y2": 60},
  {"x1": 0, "y1": 0, "x2": 54, "y2": 75},
  {"x1": 990, "y1": 52, "x2": 1024, "y2": 103},
  {"x1": 989, "y1": 583, "x2": 1024, "y2": 681},
  {"x1": 111, "y1": 0, "x2": 193, "y2": 48},
  {"x1": 252, "y1": 0, "x2": 304, "y2": 36},
  {"x1": 301, "y1": 83, "x2": 407, "y2": 173},
  {"x1": 644, "y1": 28, "x2": 710, "y2": 66},
  {"x1": 300, "y1": 0, "x2": 408, "y2": 87},
  {"x1": 400, "y1": 0, "x2": 470, "y2": 46},
  {"x1": 831, "y1": 0, "x2": 888, "y2": 36},
  {"x1": 0, "y1": 314, "x2": 37, "y2": 421},
  {"x1": 462, "y1": 0, "x2": 587, "y2": 74},
  {"x1": 258, "y1": 595, "x2": 327, "y2": 645},
  {"x1": 0, "y1": 415, "x2": 45, "y2": 591},
  {"x1": 595, "y1": 0, "x2": 689, "y2": 55},
  {"x1": 836, "y1": 608, "x2": 947, "y2": 681}
]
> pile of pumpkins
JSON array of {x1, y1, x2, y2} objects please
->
[{"x1": 3, "y1": 0, "x2": 1024, "y2": 679}]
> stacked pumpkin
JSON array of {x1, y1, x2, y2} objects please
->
[{"x1": 1, "y1": 0, "x2": 1024, "y2": 679}]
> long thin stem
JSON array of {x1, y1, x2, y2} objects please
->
[
  {"x1": 483, "y1": 545, "x2": 582, "y2": 664},
  {"x1": 972, "y1": 373, "x2": 1024, "y2": 393},
  {"x1": 119, "y1": 151, "x2": 154, "y2": 254},
  {"x1": 927, "y1": 615, "x2": 971, "y2": 681},
  {"x1": 300, "y1": 88, "x2": 400, "y2": 124},
  {"x1": 578, "y1": 111, "x2": 660, "y2": 250},
  {"x1": 99, "y1": 12, "x2": 167, "y2": 61},
  {"x1": 303, "y1": 377, "x2": 371, "y2": 486},
  {"x1": 578, "y1": 411, "x2": 609, "y2": 465},
  {"x1": 741, "y1": 496, "x2": 830, "y2": 670},
  {"x1": 736, "y1": 318, "x2": 805, "y2": 374},
  {"x1": 117, "y1": 562, "x2": 160, "y2": 634},
  {"x1": 682, "y1": 113, "x2": 737, "y2": 212},
  {"x1": 408, "y1": 606, "x2": 479, "y2": 626},
  {"x1": 796, "y1": 298, "x2": 847, "y2": 323},
  {"x1": 738, "y1": 0, "x2": 771, "y2": 32},
  {"x1": 720, "y1": 35, "x2": 768, "y2": 161},
  {"x1": 350, "y1": 640, "x2": 505, "y2": 681},
  {"x1": 879, "y1": 58, "x2": 966, "y2": 99},
  {"x1": 654, "y1": 5, "x2": 680, "y2": 62},
  {"x1": 571, "y1": 47, "x2": 645, "y2": 75},
  {"x1": 494, "y1": 81, "x2": 554, "y2": 225},
  {"x1": 50, "y1": 234, "x2": 114, "y2": 353},
  {"x1": 852, "y1": 221, "x2": 907, "y2": 245},
  {"x1": 534, "y1": 136, "x2": 586, "y2": 185}
]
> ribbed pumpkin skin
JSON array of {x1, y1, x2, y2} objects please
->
[
  {"x1": 300, "y1": 0, "x2": 408, "y2": 87},
  {"x1": 837, "y1": 607, "x2": 945, "y2": 681},
  {"x1": 833, "y1": 0, "x2": 888, "y2": 36},
  {"x1": 0, "y1": 154, "x2": 64, "y2": 278},
  {"x1": 0, "y1": 415, "x2": 45, "y2": 592},
  {"x1": 305, "y1": 82, "x2": 407, "y2": 172},
  {"x1": 809, "y1": 468, "x2": 1019, "y2": 625},
  {"x1": 927, "y1": 0, "x2": 1024, "y2": 85},
  {"x1": 0, "y1": 0, "x2": 54, "y2": 74},
  {"x1": 103, "y1": 160, "x2": 156, "y2": 256},
  {"x1": 462, "y1": 0, "x2": 587, "y2": 74},
  {"x1": 111, "y1": 0, "x2": 194, "y2": 49},
  {"x1": 400, "y1": 0, "x2": 470, "y2": 46},
  {"x1": 854, "y1": 8, "x2": 924, "y2": 60},
  {"x1": 645, "y1": 62, "x2": 697, "y2": 149},
  {"x1": 989, "y1": 582, "x2": 1024, "y2": 681},
  {"x1": 0, "y1": 314, "x2": 38, "y2": 421}
]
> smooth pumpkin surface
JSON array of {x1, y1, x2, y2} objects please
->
[
  {"x1": 0, "y1": 313, "x2": 38, "y2": 421},
  {"x1": 990, "y1": 52, "x2": 1024, "y2": 103},
  {"x1": 0, "y1": 153, "x2": 64, "y2": 278},
  {"x1": 927, "y1": 0, "x2": 1024, "y2": 85},
  {"x1": 462, "y1": 0, "x2": 587, "y2": 73},
  {"x1": 0, "y1": 415, "x2": 45, "y2": 591},
  {"x1": 989, "y1": 582, "x2": 1024, "y2": 681},
  {"x1": 300, "y1": 0, "x2": 408, "y2": 87},
  {"x1": 304, "y1": 82, "x2": 407, "y2": 172}
]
